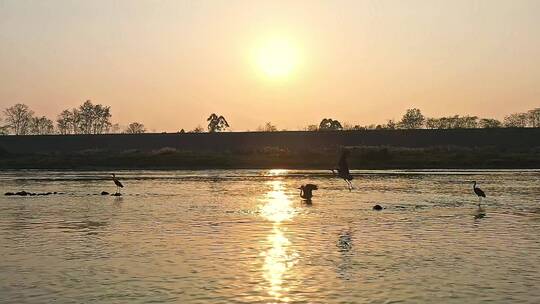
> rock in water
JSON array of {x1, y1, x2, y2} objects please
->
[
  {"x1": 373, "y1": 204, "x2": 383, "y2": 211},
  {"x1": 101, "y1": 191, "x2": 110, "y2": 195},
  {"x1": 5, "y1": 192, "x2": 15, "y2": 196},
  {"x1": 111, "y1": 193, "x2": 122, "y2": 196}
]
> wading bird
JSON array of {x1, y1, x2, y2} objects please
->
[
  {"x1": 299, "y1": 184, "x2": 318, "y2": 200},
  {"x1": 111, "y1": 173, "x2": 124, "y2": 194},
  {"x1": 332, "y1": 149, "x2": 354, "y2": 191},
  {"x1": 472, "y1": 181, "x2": 486, "y2": 206}
]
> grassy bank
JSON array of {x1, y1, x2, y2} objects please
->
[{"x1": 1, "y1": 145, "x2": 539, "y2": 169}]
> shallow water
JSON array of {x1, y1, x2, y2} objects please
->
[{"x1": 1, "y1": 169, "x2": 539, "y2": 304}]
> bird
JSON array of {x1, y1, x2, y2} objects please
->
[
  {"x1": 111, "y1": 173, "x2": 124, "y2": 194},
  {"x1": 332, "y1": 149, "x2": 354, "y2": 191},
  {"x1": 298, "y1": 184, "x2": 318, "y2": 201},
  {"x1": 472, "y1": 181, "x2": 486, "y2": 206}
]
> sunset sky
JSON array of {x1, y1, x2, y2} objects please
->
[{"x1": 1, "y1": 0, "x2": 539, "y2": 131}]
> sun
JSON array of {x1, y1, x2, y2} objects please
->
[{"x1": 253, "y1": 37, "x2": 301, "y2": 79}]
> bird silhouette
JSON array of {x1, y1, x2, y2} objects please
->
[
  {"x1": 332, "y1": 149, "x2": 354, "y2": 191},
  {"x1": 299, "y1": 184, "x2": 318, "y2": 201},
  {"x1": 472, "y1": 181, "x2": 486, "y2": 206},
  {"x1": 111, "y1": 173, "x2": 124, "y2": 195}
]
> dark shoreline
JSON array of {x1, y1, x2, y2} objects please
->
[
  {"x1": 1, "y1": 146, "x2": 539, "y2": 170},
  {"x1": 1, "y1": 129, "x2": 539, "y2": 169}
]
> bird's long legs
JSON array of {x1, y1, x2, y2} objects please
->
[{"x1": 346, "y1": 180, "x2": 354, "y2": 191}]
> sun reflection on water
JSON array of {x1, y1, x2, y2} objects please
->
[
  {"x1": 260, "y1": 181, "x2": 296, "y2": 223},
  {"x1": 259, "y1": 180, "x2": 299, "y2": 303},
  {"x1": 267, "y1": 169, "x2": 288, "y2": 177}
]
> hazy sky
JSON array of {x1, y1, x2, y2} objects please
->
[{"x1": 1, "y1": 0, "x2": 539, "y2": 131}]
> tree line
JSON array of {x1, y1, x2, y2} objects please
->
[
  {"x1": 302, "y1": 107, "x2": 540, "y2": 131},
  {"x1": 0, "y1": 101, "x2": 146, "y2": 135},
  {"x1": 1, "y1": 101, "x2": 539, "y2": 136}
]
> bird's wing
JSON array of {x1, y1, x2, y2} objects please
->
[{"x1": 475, "y1": 187, "x2": 485, "y2": 197}]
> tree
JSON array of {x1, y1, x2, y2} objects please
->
[
  {"x1": 190, "y1": 125, "x2": 205, "y2": 133},
  {"x1": 0, "y1": 116, "x2": 6, "y2": 135},
  {"x1": 456, "y1": 116, "x2": 478, "y2": 128},
  {"x1": 385, "y1": 119, "x2": 397, "y2": 130},
  {"x1": 77, "y1": 100, "x2": 95, "y2": 134},
  {"x1": 528, "y1": 108, "x2": 540, "y2": 128},
  {"x1": 305, "y1": 124, "x2": 318, "y2": 131},
  {"x1": 3, "y1": 103, "x2": 34, "y2": 135},
  {"x1": 91, "y1": 103, "x2": 112, "y2": 134},
  {"x1": 70, "y1": 108, "x2": 82, "y2": 134},
  {"x1": 398, "y1": 108, "x2": 424, "y2": 129},
  {"x1": 504, "y1": 113, "x2": 528, "y2": 128},
  {"x1": 319, "y1": 118, "x2": 343, "y2": 131},
  {"x1": 125, "y1": 122, "x2": 146, "y2": 134},
  {"x1": 479, "y1": 118, "x2": 502, "y2": 128},
  {"x1": 207, "y1": 113, "x2": 229, "y2": 132},
  {"x1": 257, "y1": 122, "x2": 278, "y2": 132},
  {"x1": 56, "y1": 100, "x2": 112, "y2": 134},
  {"x1": 0, "y1": 116, "x2": 7, "y2": 135},
  {"x1": 425, "y1": 118, "x2": 439, "y2": 129},
  {"x1": 56, "y1": 109, "x2": 75, "y2": 134},
  {"x1": 77, "y1": 100, "x2": 112, "y2": 134},
  {"x1": 29, "y1": 116, "x2": 54, "y2": 135}
]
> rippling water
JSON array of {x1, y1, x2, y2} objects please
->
[{"x1": 1, "y1": 169, "x2": 539, "y2": 303}]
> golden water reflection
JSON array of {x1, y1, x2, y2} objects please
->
[
  {"x1": 259, "y1": 180, "x2": 299, "y2": 303},
  {"x1": 260, "y1": 181, "x2": 296, "y2": 223}
]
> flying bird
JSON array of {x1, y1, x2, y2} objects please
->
[
  {"x1": 332, "y1": 149, "x2": 354, "y2": 191},
  {"x1": 111, "y1": 173, "x2": 124, "y2": 194},
  {"x1": 299, "y1": 184, "x2": 318, "y2": 201},
  {"x1": 472, "y1": 181, "x2": 486, "y2": 206}
]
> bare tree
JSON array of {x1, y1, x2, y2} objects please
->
[
  {"x1": 3, "y1": 103, "x2": 34, "y2": 135},
  {"x1": 77, "y1": 100, "x2": 95, "y2": 134},
  {"x1": 29, "y1": 116, "x2": 54, "y2": 135},
  {"x1": 56, "y1": 109, "x2": 74, "y2": 134},
  {"x1": 56, "y1": 100, "x2": 112, "y2": 134},
  {"x1": 91, "y1": 103, "x2": 112, "y2": 134},
  {"x1": 70, "y1": 108, "x2": 82, "y2": 134},
  {"x1": 125, "y1": 122, "x2": 146, "y2": 134},
  {"x1": 207, "y1": 113, "x2": 229, "y2": 132}
]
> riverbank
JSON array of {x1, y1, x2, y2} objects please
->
[
  {"x1": 1, "y1": 145, "x2": 539, "y2": 169},
  {"x1": 1, "y1": 129, "x2": 539, "y2": 169}
]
